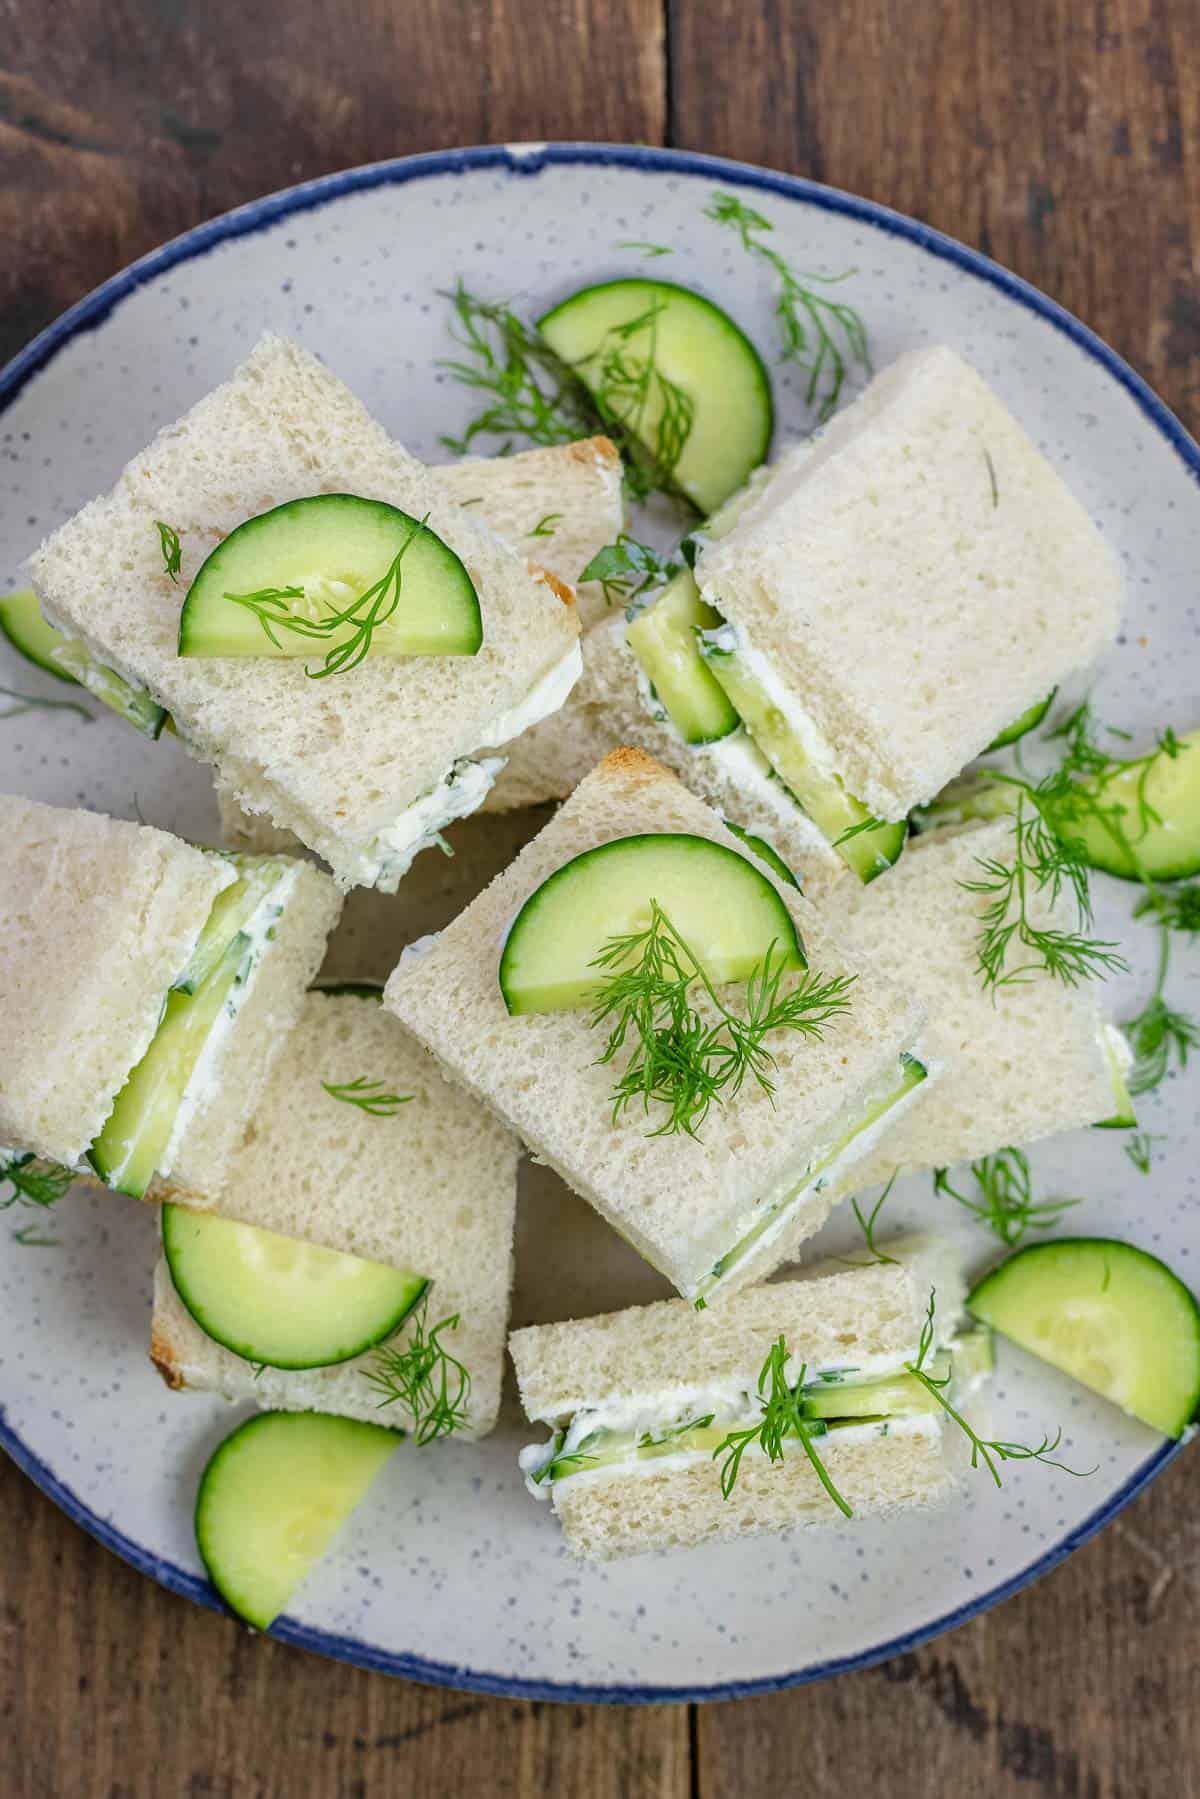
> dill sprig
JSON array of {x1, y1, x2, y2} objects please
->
[
  {"x1": 934, "y1": 1149, "x2": 1080, "y2": 1247},
  {"x1": 589, "y1": 902, "x2": 855, "y2": 1139},
  {"x1": 0, "y1": 684, "x2": 92, "y2": 723},
  {"x1": 713, "y1": 1336, "x2": 852, "y2": 1516},
  {"x1": 847, "y1": 1171, "x2": 901, "y2": 1265},
  {"x1": 1123, "y1": 924, "x2": 1199, "y2": 1096},
  {"x1": 224, "y1": 520, "x2": 422, "y2": 680},
  {"x1": 321, "y1": 1075, "x2": 412, "y2": 1117},
  {"x1": 1125, "y1": 1132, "x2": 1157, "y2": 1175},
  {"x1": 586, "y1": 299, "x2": 696, "y2": 500},
  {"x1": 363, "y1": 1298, "x2": 471, "y2": 1445},
  {"x1": 12, "y1": 1223, "x2": 60, "y2": 1247},
  {"x1": 641, "y1": 1412, "x2": 715, "y2": 1447},
  {"x1": 155, "y1": 520, "x2": 183, "y2": 583},
  {"x1": 579, "y1": 534, "x2": 681, "y2": 607},
  {"x1": 615, "y1": 240, "x2": 673, "y2": 258},
  {"x1": 706, "y1": 191, "x2": 870, "y2": 420},
  {"x1": 1, "y1": 1153, "x2": 74, "y2": 1212},
  {"x1": 1135, "y1": 881, "x2": 1200, "y2": 935},
  {"x1": 906, "y1": 1289, "x2": 1094, "y2": 1485},
  {"x1": 528, "y1": 512, "x2": 562, "y2": 539}
]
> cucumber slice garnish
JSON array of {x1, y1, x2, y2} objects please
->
[
  {"x1": 967, "y1": 1238, "x2": 1200, "y2": 1438},
  {"x1": 625, "y1": 569, "x2": 739, "y2": 744},
  {"x1": 499, "y1": 832, "x2": 805, "y2": 1015},
  {"x1": 195, "y1": 1411, "x2": 399, "y2": 1630},
  {"x1": 537, "y1": 279, "x2": 773, "y2": 514},
  {"x1": 1047, "y1": 728, "x2": 1200, "y2": 882},
  {"x1": 986, "y1": 689, "x2": 1057, "y2": 752},
  {"x1": 0, "y1": 588, "x2": 80, "y2": 683},
  {"x1": 89, "y1": 931, "x2": 252, "y2": 1198},
  {"x1": 698, "y1": 632, "x2": 906, "y2": 882},
  {"x1": 178, "y1": 495, "x2": 482, "y2": 661},
  {"x1": 174, "y1": 859, "x2": 284, "y2": 994},
  {"x1": 722, "y1": 819, "x2": 800, "y2": 889},
  {"x1": 163, "y1": 1205, "x2": 428, "y2": 1369}
]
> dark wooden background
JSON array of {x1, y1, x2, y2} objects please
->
[{"x1": 3, "y1": 3, "x2": 1198, "y2": 1794}]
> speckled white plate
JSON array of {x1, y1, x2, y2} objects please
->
[{"x1": 1, "y1": 145, "x2": 1197, "y2": 1701}]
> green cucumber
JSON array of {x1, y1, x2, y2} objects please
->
[
  {"x1": 909, "y1": 774, "x2": 1015, "y2": 835},
  {"x1": 1047, "y1": 728, "x2": 1200, "y2": 882},
  {"x1": 0, "y1": 588, "x2": 167, "y2": 737},
  {"x1": 966, "y1": 1238, "x2": 1200, "y2": 1438},
  {"x1": 174, "y1": 859, "x2": 285, "y2": 994},
  {"x1": 679, "y1": 466, "x2": 773, "y2": 568},
  {"x1": 178, "y1": 495, "x2": 482, "y2": 661},
  {"x1": 698, "y1": 632, "x2": 906, "y2": 882},
  {"x1": 625, "y1": 570, "x2": 739, "y2": 743},
  {"x1": 89, "y1": 931, "x2": 251, "y2": 1198},
  {"x1": 537, "y1": 279, "x2": 773, "y2": 514},
  {"x1": 986, "y1": 690, "x2": 1057, "y2": 752},
  {"x1": 800, "y1": 1333, "x2": 992, "y2": 1420},
  {"x1": 0, "y1": 588, "x2": 81, "y2": 683},
  {"x1": 1094, "y1": 1027, "x2": 1137, "y2": 1130},
  {"x1": 499, "y1": 832, "x2": 804, "y2": 1015},
  {"x1": 722, "y1": 819, "x2": 800, "y2": 888},
  {"x1": 195, "y1": 1411, "x2": 399, "y2": 1629},
  {"x1": 162, "y1": 1205, "x2": 427, "y2": 1369}
]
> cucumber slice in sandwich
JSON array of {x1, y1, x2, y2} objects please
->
[
  {"x1": 178, "y1": 495, "x2": 482, "y2": 661},
  {"x1": 967, "y1": 1238, "x2": 1200, "y2": 1438},
  {"x1": 698, "y1": 629, "x2": 906, "y2": 882},
  {"x1": 162, "y1": 1205, "x2": 428, "y2": 1369},
  {"x1": 626, "y1": 570, "x2": 739, "y2": 744},
  {"x1": 195, "y1": 1411, "x2": 399, "y2": 1630},
  {"x1": 0, "y1": 588, "x2": 167, "y2": 737},
  {"x1": 537, "y1": 279, "x2": 773, "y2": 514},
  {"x1": 499, "y1": 832, "x2": 805, "y2": 1015},
  {"x1": 173, "y1": 858, "x2": 286, "y2": 994},
  {"x1": 986, "y1": 689, "x2": 1056, "y2": 752}
]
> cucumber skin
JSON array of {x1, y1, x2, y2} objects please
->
[
  {"x1": 0, "y1": 589, "x2": 80, "y2": 684},
  {"x1": 985, "y1": 689, "x2": 1057, "y2": 752}
]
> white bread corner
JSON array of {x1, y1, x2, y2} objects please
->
[
  {"x1": 30, "y1": 335, "x2": 579, "y2": 889},
  {"x1": 827, "y1": 819, "x2": 1118, "y2": 1190},
  {"x1": 385, "y1": 749, "x2": 928, "y2": 1298},
  {"x1": 434, "y1": 437, "x2": 625, "y2": 628},
  {"x1": 697, "y1": 347, "x2": 1123, "y2": 818},
  {"x1": 159, "y1": 861, "x2": 343, "y2": 1194},
  {"x1": 484, "y1": 612, "x2": 847, "y2": 899},
  {"x1": 153, "y1": 991, "x2": 519, "y2": 1437},
  {"x1": 0, "y1": 794, "x2": 232, "y2": 1165}
]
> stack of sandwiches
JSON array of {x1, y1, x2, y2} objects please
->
[{"x1": 5, "y1": 327, "x2": 1133, "y2": 1570}]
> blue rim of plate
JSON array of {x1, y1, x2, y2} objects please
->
[{"x1": 0, "y1": 141, "x2": 1195, "y2": 1704}]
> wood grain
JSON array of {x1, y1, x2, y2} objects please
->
[{"x1": 3, "y1": 0, "x2": 1200, "y2": 1794}]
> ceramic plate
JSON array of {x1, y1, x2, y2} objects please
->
[{"x1": 1, "y1": 145, "x2": 1196, "y2": 1701}]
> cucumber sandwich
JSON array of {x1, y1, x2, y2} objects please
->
[
  {"x1": 151, "y1": 989, "x2": 519, "y2": 1439},
  {"x1": 386, "y1": 748, "x2": 936, "y2": 1305},
  {"x1": 511, "y1": 1238, "x2": 994, "y2": 1560},
  {"x1": 0, "y1": 794, "x2": 340, "y2": 1196},
  {"x1": 29, "y1": 335, "x2": 585, "y2": 892}
]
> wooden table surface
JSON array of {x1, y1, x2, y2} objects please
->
[{"x1": 3, "y1": 3, "x2": 1199, "y2": 1794}]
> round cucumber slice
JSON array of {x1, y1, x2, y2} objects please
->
[
  {"x1": 178, "y1": 495, "x2": 482, "y2": 661},
  {"x1": 195, "y1": 1411, "x2": 399, "y2": 1629},
  {"x1": 163, "y1": 1205, "x2": 428, "y2": 1370},
  {"x1": 499, "y1": 832, "x2": 805, "y2": 1014},
  {"x1": 985, "y1": 689, "x2": 1057, "y2": 752},
  {"x1": 537, "y1": 280, "x2": 773, "y2": 514},
  {"x1": 966, "y1": 1237, "x2": 1200, "y2": 1438},
  {"x1": 0, "y1": 588, "x2": 80, "y2": 684},
  {"x1": 1047, "y1": 729, "x2": 1200, "y2": 881}
]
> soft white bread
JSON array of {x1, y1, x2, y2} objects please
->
[
  {"x1": 151, "y1": 991, "x2": 520, "y2": 1437},
  {"x1": 160, "y1": 860, "x2": 343, "y2": 1193},
  {"x1": 386, "y1": 749, "x2": 929, "y2": 1300},
  {"x1": 826, "y1": 819, "x2": 1119, "y2": 1190},
  {"x1": 697, "y1": 347, "x2": 1123, "y2": 819},
  {"x1": 0, "y1": 794, "x2": 232, "y2": 1165},
  {"x1": 510, "y1": 1240, "x2": 970, "y2": 1560},
  {"x1": 434, "y1": 437, "x2": 625, "y2": 628},
  {"x1": 30, "y1": 335, "x2": 580, "y2": 890},
  {"x1": 483, "y1": 612, "x2": 847, "y2": 897}
]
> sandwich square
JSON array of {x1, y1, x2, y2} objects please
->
[
  {"x1": 386, "y1": 748, "x2": 932, "y2": 1302},
  {"x1": 152, "y1": 990, "x2": 520, "y2": 1438}
]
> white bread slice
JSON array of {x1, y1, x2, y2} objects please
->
[
  {"x1": 825, "y1": 818, "x2": 1119, "y2": 1190},
  {"x1": 385, "y1": 749, "x2": 931, "y2": 1301},
  {"x1": 482, "y1": 611, "x2": 847, "y2": 895},
  {"x1": 150, "y1": 991, "x2": 519, "y2": 1438},
  {"x1": 697, "y1": 347, "x2": 1123, "y2": 819},
  {"x1": 510, "y1": 1240, "x2": 971, "y2": 1559},
  {"x1": 434, "y1": 437, "x2": 624, "y2": 628},
  {"x1": 0, "y1": 794, "x2": 232, "y2": 1165},
  {"x1": 30, "y1": 335, "x2": 580, "y2": 890}
]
